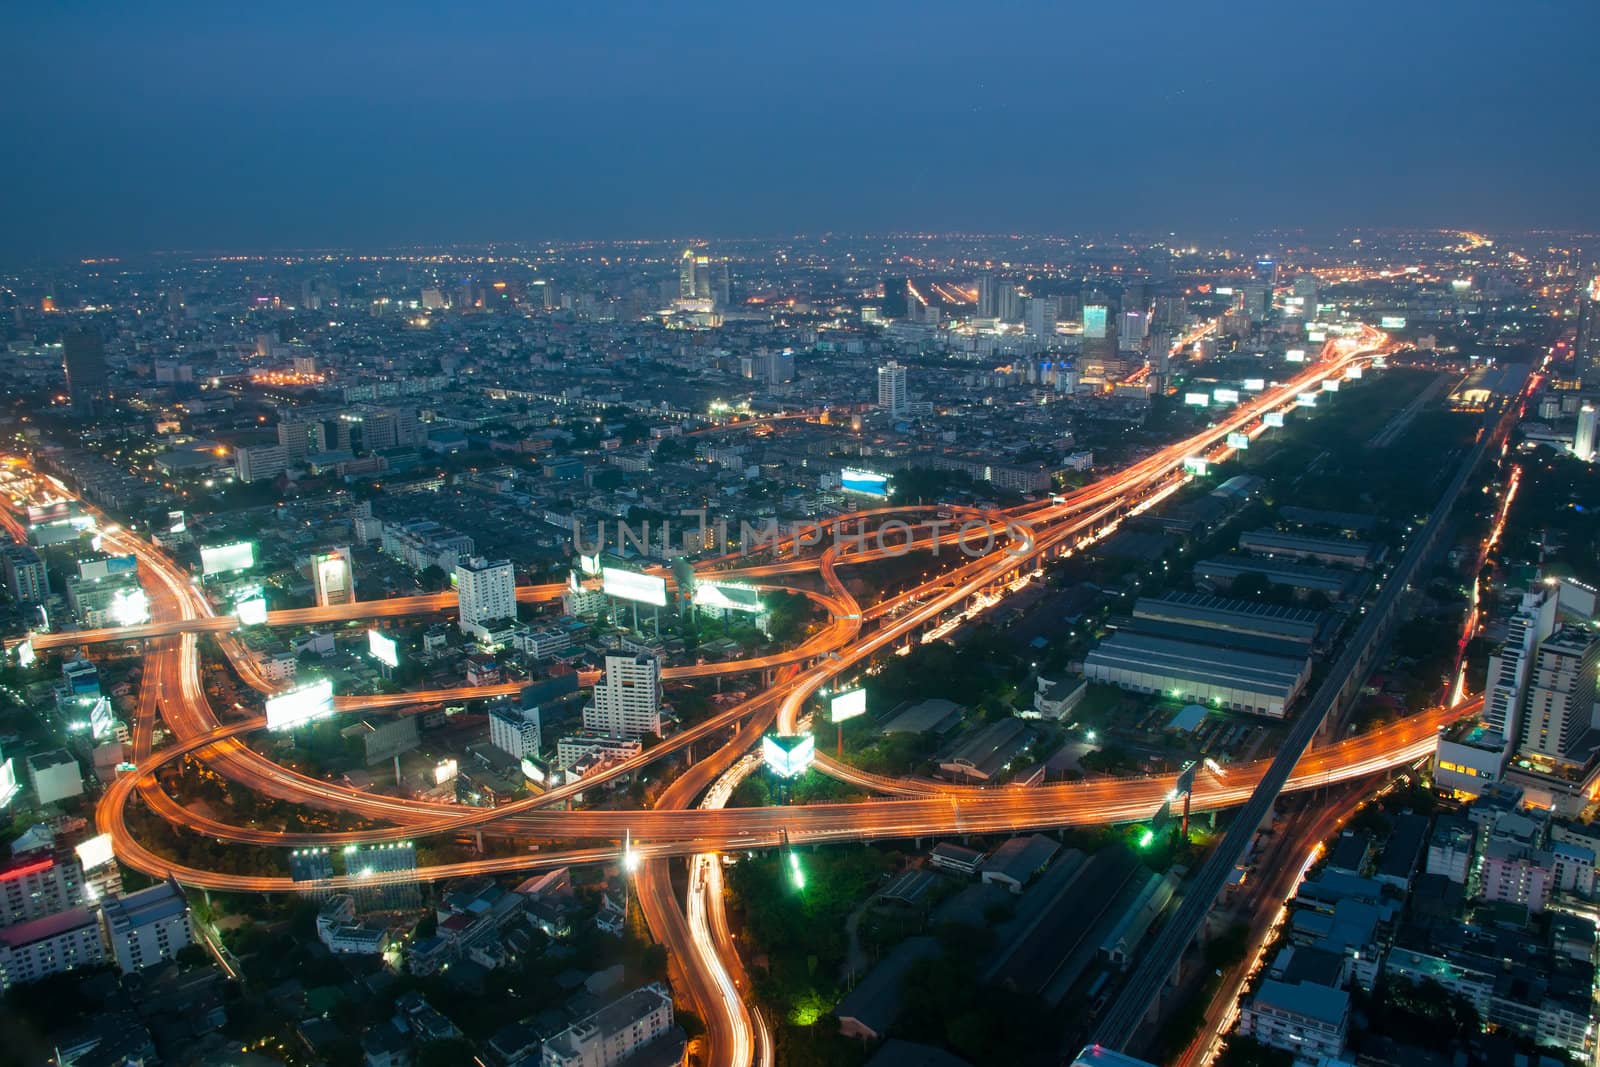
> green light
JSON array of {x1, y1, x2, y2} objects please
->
[
  {"x1": 1137, "y1": 828, "x2": 1156, "y2": 849},
  {"x1": 787, "y1": 852, "x2": 805, "y2": 890}
]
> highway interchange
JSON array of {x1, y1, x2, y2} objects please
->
[{"x1": 3, "y1": 325, "x2": 1498, "y2": 1066}]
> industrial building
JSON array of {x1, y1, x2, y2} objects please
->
[
  {"x1": 1193, "y1": 554, "x2": 1361, "y2": 601},
  {"x1": 1238, "y1": 529, "x2": 1377, "y2": 569},
  {"x1": 1129, "y1": 592, "x2": 1325, "y2": 650},
  {"x1": 1083, "y1": 632, "x2": 1310, "y2": 717}
]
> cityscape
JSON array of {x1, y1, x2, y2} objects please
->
[{"x1": 2, "y1": 5, "x2": 1600, "y2": 1067}]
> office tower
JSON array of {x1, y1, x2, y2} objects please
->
[
  {"x1": 277, "y1": 419, "x2": 325, "y2": 463},
  {"x1": 1240, "y1": 283, "x2": 1270, "y2": 321},
  {"x1": 877, "y1": 361, "x2": 908, "y2": 416},
  {"x1": 455, "y1": 556, "x2": 516, "y2": 639},
  {"x1": 489, "y1": 700, "x2": 542, "y2": 760},
  {"x1": 61, "y1": 329, "x2": 107, "y2": 415},
  {"x1": 881, "y1": 276, "x2": 910, "y2": 319},
  {"x1": 582, "y1": 653, "x2": 662, "y2": 738},
  {"x1": 1575, "y1": 404, "x2": 1598, "y2": 462},
  {"x1": 1083, "y1": 303, "x2": 1110, "y2": 339},
  {"x1": 234, "y1": 444, "x2": 289, "y2": 484},
  {"x1": 1118, "y1": 307, "x2": 1149, "y2": 350},
  {"x1": 1292, "y1": 274, "x2": 1319, "y2": 320},
  {"x1": 1254, "y1": 256, "x2": 1278, "y2": 285},
  {"x1": 1025, "y1": 297, "x2": 1059, "y2": 340},
  {"x1": 1, "y1": 545, "x2": 47, "y2": 603},
  {"x1": 311, "y1": 547, "x2": 355, "y2": 608},
  {"x1": 1082, "y1": 301, "x2": 1118, "y2": 363},
  {"x1": 678, "y1": 248, "x2": 698, "y2": 301},
  {"x1": 99, "y1": 880, "x2": 194, "y2": 975},
  {"x1": 1483, "y1": 589, "x2": 1559, "y2": 758},
  {"x1": 1153, "y1": 294, "x2": 1188, "y2": 332},
  {"x1": 712, "y1": 258, "x2": 731, "y2": 309},
  {"x1": 997, "y1": 284, "x2": 1024, "y2": 324},
  {"x1": 1122, "y1": 281, "x2": 1149, "y2": 314},
  {"x1": 1576, "y1": 276, "x2": 1600, "y2": 384},
  {"x1": 976, "y1": 272, "x2": 999, "y2": 318},
  {"x1": 1518, "y1": 627, "x2": 1600, "y2": 761}
]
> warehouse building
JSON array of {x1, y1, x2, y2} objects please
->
[
  {"x1": 1083, "y1": 633, "x2": 1310, "y2": 717},
  {"x1": 1193, "y1": 555, "x2": 1360, "y2": 601},
  {"x1": 1238, "y1": 529, "x2": 1377, "y2": 569},
  {"x1": 1130, "y1": 592, "x2": 1324, "y2": 649}
]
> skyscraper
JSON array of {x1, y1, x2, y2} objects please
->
[
  {"x1": 881, "y1": 277, "x2": 910, "y2": 319},
  {"x1": 1518, "y1": 627, "x2": 1600, "y2": 762},
  {"x1": 1574, "y1": 276, "x2": 1600, "y2": 385},
  {"x1": 678, "y1": 248, "x2": 698, "y2": 302},
  {"x1": 877, "y1": 361, "x2": 908, "y2": 416},
  {"x1": 1482, "y1": 589, "x2": 1558, "y2": 759},
  {"x1": 1082, "y1": 301, "x2": 1117, "y2": 363},
  {"x1": 1292, "y1": 274, "x2": 1319, "y2": 321},
  {"x1": 1575, "y1": 403, "x2": 1597, "y2": 462},
  {"x1": 62, "y1": 329, "x2": 107, "y2": 415},
  {"x1": 1025, "y1": 297, "x2": 1059, "y2": 340},
  {"x1": 976, "y1": 272, "x2": 999, "y2": 318},
  {"x1": 455, "y1": 556, "x2": 516, "y2": 639},
  {"x1": 582, "y1": 653, "x2": 662, "y2": 738}
]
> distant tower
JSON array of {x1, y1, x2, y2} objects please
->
[
  {"x1": 62, "y1": 329, "x2": 108, "y2": 416},
  {"x1": 1575, "y1": 403, "x2": 1597, "y2": 462},
  {"x1": 1082, "y1": 300, "x2": 1117, "y2": 363},
  {"x1": 976, "y1": 272, "x2": 999, "y2": 318},
  {"x1": 1025, "y1": 297, "x2": 1059, "y2": 340},
  {"x1": 1575, "y1": 275, "x2": 1600, "y2": 385},
  {"x1": 678, "y1": 248, "x2": 699, "y2": 302},
  {"x1": 877, "y1": 361, "x2": 908, "y2": 416},
  {"x1": 881, "y1": 277, "x2": 910, "y2": 319},
  {"x1": 1293, "y1": 274, "x2": 1319, "y2": 322}
]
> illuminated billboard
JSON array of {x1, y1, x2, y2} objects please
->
[
  {"x1": 265, "y1": 678, "x2": 335, "y2": 731},
  {"x1": 1182, "y1": 456, "x2": 1209, "y2": 476},
  {"x1": 830, "y1": 688, "x2": 867, "y2": 723},
  {"x1": 1321, "y1": 379, "x2": 1340, "y2": 392},
  {"x1": 1307, "y1": 330, "x2": 1327, "y2": 342},
  {"x1": 762, "y1": 733, "x2": 815, "y2": 779},
  {"x1": 1213, "y1": 388, "x2": 1240, "y2": 404},
  {"x1": 368, "y1": 628, "x2": 399, "y2": 669},
  {"x1": 840, "y1": 468, "x2": 890, "y2": 497},
  {"x1": 578, "y1": 553, "x2": 602, "y2": 576},
  {"x1": 1243, "y1": 378, "x2": 1266, "y2": 392},
  {"x1": 167, "y1": 510, "x2": 186, "y2": 534},
  {"x1": 235, "y1": 597, "x2": 268, "y2": 626},
  {"x1": 0, "y1": 758, "x2": 17, "y2": 808},
  {"x1": 201, "y1": 541, "x2": 255, "y2": 576},
  {"x1": 90, "y1": 697, "x2": 116, "y2": 741},
  {"x1": 1184, "y1": 393, "x2": 1210, "y2": 407},
  {"x1": 1264, "y1": 412, "x2": 1285, "y2": 428},
  {"x1": 1284, "y1": 349, "x2": 1306, "y2": 363},
  {"x1": 602, "y1": 568, "x2": 668, "y2": 607},
  {"x1": 1227, "y1": 433, "x2": 1250, "y2": 450},
  {"x1": 312, "y1": 547, "x2": 354, "y2": 607},
  {"x1": 1380, "y1": 316, "x2": 1407, "y2": 329},
  {"x1": 110, "y1": 587, "x2": 150, "y2": 627},
  {"x1": 693, "y1": 583, "x2": 763, "y2": 613},
  {"x1": 1296, "y1": 393, "x2": 1318, "y2": 407},
  {"x1": 16, "y1": 639, "x2": 34, "y2": 668},
  {"x1": 1346, "y1": 366, "x2": 1363, "y2": 380},
  {"x1": 74, "y1": 832, "x2": 115, "y2": 871},
  {"x1": 433, "y1": 758, "x2": 458, "y2": 785}
]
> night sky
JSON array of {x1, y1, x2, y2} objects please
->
[{"x1": 2, "y1": 0, "x2": 1597, "y2": 260}]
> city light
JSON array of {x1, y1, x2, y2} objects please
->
[
  {"x1": 367, "y1": 628, "x2": 399, "y2": 668},
  {"x1": 840, "y1": 468, "x2": 890, "y2": 497},
  {"x1": 264, "y1": 678, "x2": 335, "y2": 731}
]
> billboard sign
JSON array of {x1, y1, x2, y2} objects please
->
[
  {"x1": 235, "y1": 597, "x2": 268, "y2": 626},
  {"x1": 840, "y1": 468, "x2": 890, "y2": 497},
  {"x1": 16, "y1": 639, "x2": 34, "y2": 668},
  {"x1": 110, "y1": 587, "x2": 150, "y2": 627},
  {"x1": 265, "y1": 678, "x2": 335, "y2": 731},
  {"x1": 1380, "y1": 316, "x2": 1407, "y2": 329},
  {"x1": 1213, "y1": 388, "x2": 1240, "y2": 404},
  {"x1": 693, "y1": 583, "x2": 763, "y2": 613},
  {"x1": 602, "y1": 568, "x2": 668, "y2": 607},
  {"x1": 1227, "y1": 433, "x2": 1250, "y2": 450},
  {"x1": 1346, "y1": 366, "x2": 1363, "y2": 380},
  {"x1": 762, "y1": 733, "x2": 815, "y2": 779},
  {"x1": 1184, "y1": 393, "x2": 1210, "y2": 407},
  {"x1": 74, "y1": 832, "x2": 115, "y2": 871},
  {"x1": 1321, "y1": 379, "x2": 1340, "y2": 392},
  {"x1": 1243, "y1": 378, "x2": 1266, "y2": 392},
  {"x1": 368, "y1": 628, "x2": 399, "y2": 669},
  {"x1": 90, "y1": 697, "x2": 116, "y2": 741},
  {"x1": 0, "y1": 758, "x2": 18, "y2": 808},
  {"x1": 1182, "y1": 456, "x2": 1209, "y2": 476},
  {"x1": 1296, "y1": 393, "x2": 1318, "y2": 407},
  {"x1": 830, "y1": 688, "x2": 867, "y2": 723},
  {"x1": 578, "y1": 553, "x2": 601, "y2": 576},
  {"x1": 1264, "y1": 412, "x2": 1285, "y2": 428},
  {"x1": 1284, "y1": 349, "x2": 1306, "y2": 363},
  {"x1": 433, "y1": 758, "x2": 458, "y2": 785},
  {"x1": 201, "y1": 541, "x2": 255, "y2": 576}
]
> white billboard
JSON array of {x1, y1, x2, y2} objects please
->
[
  {"x1": 1184, "y1": 393, "x2": 1210, "y2": 407},
  {"x1": 1227, "y1": 433, "x2": 1250, "y2": 450},
  {"x1": 90, "y1": 697, "x2": 117, "y2": 741},
  {"x1": 110, "y1": 587, "x2": 150, "y2": 627},
  {"x1": 1243, "y1": 378, "x2": 1266, "y2": 392},
  {"x1": 1182, "y1": 456, "x2": 1209, "y2": 476},
  {"x1": 0, "y1": 758, "x2": 17, "y2": 808},
  {"x1": 1284, "y1": 349, "x2": 1306, "y2": 363},
  {"x1": 433, "y1": 758, "x2": 458, "y2": 785},
  {"x1": 693, "y1": 583, "x2": 763, "y2": 613},
  {"x1": 1296, "y1": 393, "x2": 1318, "y2": 407},
  {"x1": 265, "y1": 678, "x2": 335, "y2": 731},
  {"x1": 1264, "y1": 412, "x2": 1285, "y2": 428},
  {"x1": 1213, "y1": 388, "x2": 1240, "y2": 404},
  {"x1": 602, "y1": 568, "x2": 668, "y2": 608},
  {"x1": 840, "y1": 469, "x2": 890, "y2": 497},
  {"x1": 1321, "y1": 379, "x2": 1340, "y2": 392},
  {"x1": 201, "y1": 541, "x2": 255, "y2": 576},
  {"x1": 235, "y1": 597, "x2": 268, "y2": 626},
  {"x1": 1346, "y1": 366, "x2": 1363, "y2": 380},
  {"x1": 830, "y1": 688, "x2": 867, "y2": 723},
  {"x1": 16, "y1": 639, "x2": 34, "y2": 668},
  {"x1": 74, "y1": 832, "x2": 115, "y2": 871},
  {"x1": 762, "y1": 733, "x2": 815, "y2": 779},
  {"x1": 368, "y1": 628, "x2": 399, "y2": 669}
]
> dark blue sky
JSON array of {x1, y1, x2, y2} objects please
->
[{"x1": 2, "y1": 0, "x2": 1596, "y2": 260}]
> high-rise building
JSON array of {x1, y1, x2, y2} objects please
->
[
  {"x1": 1575, "y1": 403, "x2": 1598, "y2": 462},
  {"x1": 455, "y1": 556, "x2": 516, "y2": 639},
  {"x1": 880, "y1": 277, "x2": 910, "y2": 319},
  {"x1": 0, "y1": 907, "x2": 105, "y2": 991},
  {"x1": 1118, "y1": 307, "x2": 1149, "y2": 350},
  {"x1": 1254, "y1": 255, "x2": 1278, "y2": 285},
  {"x1": 1082, "y1": 301, "x2": 1118, "y2": 363},
  {"x1": 997, "y1": 284, "x2": 1024, "y2": 324},
  {"x1": 1292, "y1": 274, "x2": 1319, "y2": 321},
  {"x1": 676, "y1": 247, "x2": 731, "y2": 310},
  {"x1": 582, "y1": 653, "x2": 662, "y2": 738},
  {"x1": 277, "y1": 418, "x2": 326, "y2": 463},
  {"x1": 1083, "y1": 303, "x2": 1110, "y2": 339},
  {"x1": 1240, "y1": 283, "x2": 1270, "y2": 321},
  {"x1": 489, "y1": 700, "x2": 542, "y2": 760},
  {"x1": 1025, "y1": 297, "x2": 1058, "y2": 340},
  {"x1": 99, "y1": 878, "x2": 194, "y2": 975},
  {"x1": 1, "y1": 545, "x2": 47, "y2": 604},
  {"x1": 61, "y1": 329, "x2": 108, "y2": 416},
  {"x1": 234, "y1": 444, "x2": 289, "y2": 484},
  {"x1": 877, "y1": 361, "x2": 908, "y2": 416},
  {"x1": 976, "y1": 272, "x2": 999, "y2": 318},
  {"x1": 1575, "y1": 276, "x2": 1600, "y2": 385},
  {"x1": 1518, "y1": 627, "x2": 1600, "y2": 761},
  {"x1": 678, "y1": 248, "x2": 698, "y2": 302},
  {"x1": 1483, "y1": 590, "x2": 1559, "y2": 758},
  {"x1": 0, "y1": 851, "x2": 85, "y2": 928}
]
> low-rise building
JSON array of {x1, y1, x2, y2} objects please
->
[
  {"x1": 540, "y1": 981, "x2": 679, "y2": 1067},
  {"x1": 1238, "y1": 979, "x2": 1349, "y2": 1062},
  {"x1": 99, "y1": 877, "x2": 194, "y2": 974}
]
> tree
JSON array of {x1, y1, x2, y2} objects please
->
[
  {"x1": 419, "y1": 564, "x2": 448, "y2": 592},
  {"x1": 417, "y1": 1038, "x2": 478, "y2": 1067}
]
